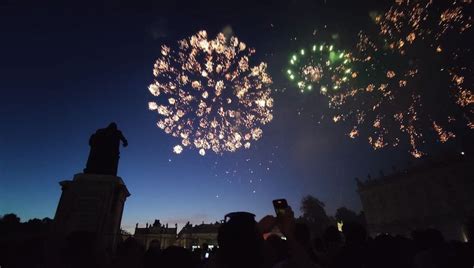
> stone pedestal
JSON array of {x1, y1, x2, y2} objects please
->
[{"x1": 52, "y1": 173, "x2": 130, "y2": 255}]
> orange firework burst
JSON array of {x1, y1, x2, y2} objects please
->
[
  {"x1": 325, "y1": 0, "x2": 473, "y2": 158},
  {"x1": 148, "y1": 31, "x2": 274, "y2": 155}
]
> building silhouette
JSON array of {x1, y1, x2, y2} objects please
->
[{"x1": 357, "y1": 154, "x2": 473, "y2": 241}]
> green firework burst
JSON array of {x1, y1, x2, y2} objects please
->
[{"x1": 287, "y1": 44, "x2": 353, "y2": 94}]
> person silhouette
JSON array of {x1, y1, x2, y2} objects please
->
[
  {"x1": 216, "y1": 212, "x2": 264, "y2": 268},
  {"x1": 84, "y1": 122, "x2": 128, "y2": 176}
]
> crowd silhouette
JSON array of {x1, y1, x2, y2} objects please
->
[{"x1": 1, "y1": 207, "x2": 473, "y2": 268}]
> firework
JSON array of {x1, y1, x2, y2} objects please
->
[
  {"x1": 287, "y1": 44, "x2": 353, "y2": 93},
  {"x1": 148, "y1": 31, "x2": 274, "y2": 155},
  {"x1": 325, "y1": 0, "x2": 473, "y2": 158}
]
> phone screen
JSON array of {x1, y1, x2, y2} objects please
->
[{"x1": 272, "y1": 199, "x2": 288, "y2": 217}]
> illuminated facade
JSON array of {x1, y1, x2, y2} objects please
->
[
  {"x1": 134, "y1": 220, "x2": 221, "y2": 250},
  {"x1": 134, "y1": 220, "x2": 178, "y2": 249},
  {"x1": 357, "y1": 154, "x2": 474, "y2": 241},
  {"x1": 176, "y1": 221, "x2": 221, "y2": 249}
]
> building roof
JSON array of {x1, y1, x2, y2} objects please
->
[
  {"x1": 135, "y1": 219, "x2": 177, "y2": 235},
  {"x1": 178, "y1": 222, "x2": 221, "y2": 236},
  {"x1": 356, "y1": 154, "x2": 471, "y2": 191}
]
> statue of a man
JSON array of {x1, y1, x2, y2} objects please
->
[{"x1": 84, "y1": 122, "x2": 128, "y2": 176}]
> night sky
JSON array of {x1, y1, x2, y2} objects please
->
[{"x1": 0, "y1": 0, "x2": 470, "y2": 232}]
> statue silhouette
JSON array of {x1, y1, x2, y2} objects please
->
[{"x1": 84, "y1": 122, "x2": 128, "y2": 176}]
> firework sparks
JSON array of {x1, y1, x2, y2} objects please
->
[
  {"x1": 433, "y1": 121, "x2": 456, "y2": 143},
  {"x1": 324, "y1": 0, "x2": 473, "y2": 157},
  {"x1": 148, "y1": 30, "x2": 274, "y2": 155},
  {"x1": 287, "y1": 44, "x2": 353, "y2": 93}
]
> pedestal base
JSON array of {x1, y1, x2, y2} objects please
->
[{"x1": 51, "y1": 173, "x2": 130, "y2": 257}]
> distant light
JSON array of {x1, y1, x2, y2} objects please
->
[
  {"x1": 300, "y1": 49, "x2": 305, "y2": 55},
  {"x1": 461, "y1": 151, "x2": 465, "y2": 155},
  {"x1": 462, "y1": 230, "x2": 469, "y2": 242}
]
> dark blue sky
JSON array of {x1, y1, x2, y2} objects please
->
[{"x1": 1, "y1": 0, "x2": 468, "y2": 232}]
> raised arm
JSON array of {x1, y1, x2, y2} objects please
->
[{"x1": 119, "y1": 131, "x2": 128, "y2": 147}]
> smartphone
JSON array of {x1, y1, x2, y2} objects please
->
[{"x1": 272, "y1": 199, "x2": 288, "y2": 217}]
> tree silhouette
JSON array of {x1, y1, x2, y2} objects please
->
[
  {"x1": 1, "y1": 213, "x2": 20, "y2": 224},
  {"x1": 298, "y1": 195, "x2": 332, "y2": 237},
  {"x1": 335, "y1": 207, "x2": 358, "y2": 223},
  {"x1": 335, "y1": 207, "x2": 366, "y2": 226},
  {"x1": 0, "y1": 213, "x2": 21, "y2": 233}
]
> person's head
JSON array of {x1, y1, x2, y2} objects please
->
[
  {"x1": 218, "y1": 212, "x2": 264, "y2": 268},
  {"x1": 108, "y1": 122, "x2": 117, "y2": 130}
]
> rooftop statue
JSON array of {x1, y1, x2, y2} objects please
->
[{"x1": 84, "y1": 122, "x2": 128, "y2": 176}]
